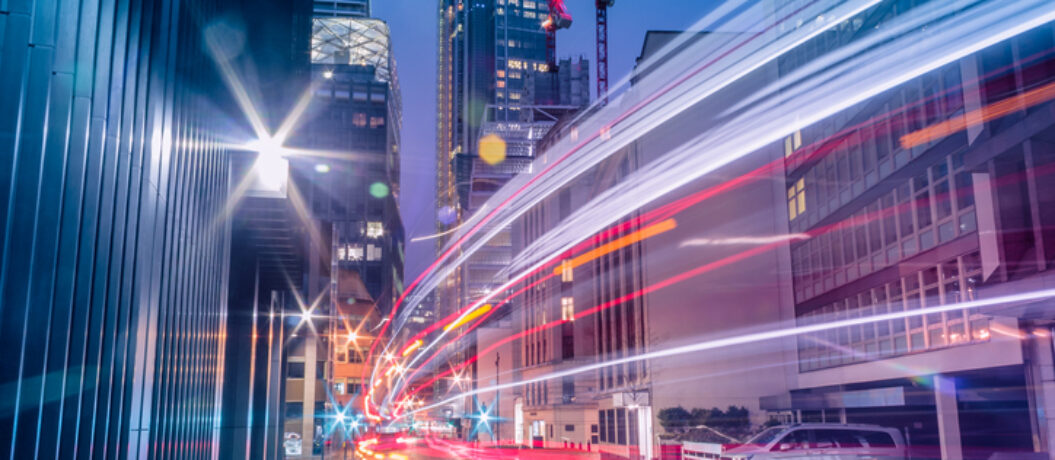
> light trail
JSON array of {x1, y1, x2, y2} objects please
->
[
  {"x1": 400, "y1": 340, "x2": 423, "y2": 357},
  {"x1": 680, "y1": 234, "x2": 811, "y2": 247},
  {"x1": 370, "y1": 0, "x2": 880, "y2": 385},
  {"x1": 405, "y1": 287, "x2": 1055, "y2": 419},
  {"x1": 386, "y1": 63, "x2": 1053, "y2": 410},
  {"x1": 495, "y1": 0, "x2": 1055, "y2": 295},
  {"x1": 375, "y1": 0, "x2": 1055, "y2": 412},
  {"x1": 442, "y1": 304, "x2": 493, "y2": 333},
  {"x1": 554, "y1": 219, "x2": 676, "y2": 276},
  {"x1": 391, "y1": 158, "x2": 1055, "y2": 405},
  {"x1": 901, "y1": 79, "x2": 1055, "y2": 148}
]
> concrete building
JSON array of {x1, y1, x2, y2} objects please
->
[
  {"x1": 756, "y1": 5, "x2": 1055, "y2": 460},
  {"x1": 266, "y1": 13, "x2": 406, "y2": 459}
]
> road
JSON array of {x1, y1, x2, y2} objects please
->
[{"x1": 339, "y1": 436, "x2": 601, "y2": 459}]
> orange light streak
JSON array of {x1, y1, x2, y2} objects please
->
[
  {"x1": 401, "y1": 339, "x2": 424, "y2": 357},
  {"x1": 901, "y1": 80, "x2": 1055, "y2": 149},
  {"x1": 442, "y1": 304, "x2": 493, "y2": 332},
  {"x1": 554, "y1": 218, "x2": 677, "y2": 277}
]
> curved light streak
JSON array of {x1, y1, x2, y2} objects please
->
[
  {"x1": 373, "y1": 0, "x2": 885, "y2": 398},
  {"x1": 377, "y1": 0, "x2": 1055, "y2": 412},
  {"x1": 404, "y1": 288, "x2": 1055, "y2": 419}
]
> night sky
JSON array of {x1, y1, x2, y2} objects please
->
[{"x1": 372, "y1": 1, "x2": 719, "y2": 280}]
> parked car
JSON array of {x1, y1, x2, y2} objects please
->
[{"x1": 721, "y1": 423, "x2": 906, "y2": 459}]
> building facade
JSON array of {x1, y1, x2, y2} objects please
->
[
  {"x1": 762, "y1": 3, "x2": 1055, "y2": 459},
  {"x1": 0, "y1": 0, "x2": 309, "y2": 458},
  {"x1": 271, "y1": 13, "x2": 406, "y2": 458}
]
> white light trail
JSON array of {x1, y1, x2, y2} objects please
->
[
  {"x1": 380, "y1": 0, "x2": 1055, "y2": 408},
  {"x1": 404, "y1": 288, "x2": 1055, "y2": 418},
  {"x1": 680, "y1": 234, "x2": 811, "y2": 247},
  {"x1": 377, "y1": 0, "x2": 888, "y2": 396}
]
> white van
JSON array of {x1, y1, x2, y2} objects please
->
[{"x1": 721, "y1": 423, "x2": 906, "y2": 460}]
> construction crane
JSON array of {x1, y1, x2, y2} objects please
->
[
  {"x1": 542, "y1": 0, "x2": 573, "y2": 73},
  {"x1": 543, "y1": 0, "x2": 613, "y2": 102},
  {"x1": 596, "y1": 0, "x2": 614, "y2": 103}
]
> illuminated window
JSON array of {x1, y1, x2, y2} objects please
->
[
  {"x1": 335, "y1": 348, "x2": 348, "y2": 363},
  {"x1": 496, "y1": 70, "x2": 506, "y2": 78},
  {"x1": 784, "y1": 129, "x2": 803, "y2": 157},
  {"x1": 497, "y1": 80, "x2": 506, "y2": 88},
  {"x1": 369, "y1": 116, "x2": 385, "y2": 128},
  {"x1": 496, "y1": 6, "x2": 504, "y2": 14},
  {"x1": 367, "y1": 244, "x2": 382, "y2": 261},
  {"x1": 353, "y1": 113, "x2": 367, "y2": 127},
  {"x1": 788, "y1": 177, "x2": 806, "y2": 220},
  {"x1": 335, "y1": 381, "x2": 346, "y2": 394},
  {"x1": 523, "y1": 0, "x2": 536, "y2": 8},
  {"x1": 366, "y1": 222, "x2": 384, "y2": 238},
  {"x1": 524, "y1": 10, "x2": 536, "y2": 19},
  {"x1": 508, "y1": 40, "x2": 516, "y2": 47},
  {"x1": 561, "y1": 297, "x2": 574, "y2": 321},
  {"x1": 561, "y1": 260, "x2": 573, "y2": 282},
  {"x1": 339, "y1": 244, "x2": 363, "y2": 261},
  {"x1": 509, "y1": 92, "x2": 521, "y2": 100}
]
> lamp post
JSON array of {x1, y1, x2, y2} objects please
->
[{"x1": 495, "y1": 352, "x2": 501, "y2": 445}]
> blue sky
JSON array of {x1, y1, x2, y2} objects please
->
[{"x1": 372, "y1": 1, "x2": 719, "y2": 280}]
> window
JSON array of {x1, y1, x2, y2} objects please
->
[
  {"x1": 367, "y1": 244, "x2": 382, "y2": 261},
  {"x1": 335, "y1": 381, "x2": 345, "y2": 394},
  {"x1": 860, "y1": 431, "x2": 896, "y2": 448},
  {"x1": 562, "y1": 376, "x2": 575, "y2": 403},
  {"x1": 287, "y1": 362, "x2": 305, "y2": 379},
  {"x1": 370, "y1": 91, "x2": 385, "y2": 103},
  {"x1": 561, "y1": 297, "x2": 574, "y2": 321},
  {"x1": 788, "y1": 177, "x2": 806, "y2": 220},
  {"x1": 347, "y1": 350, "x2": 363, "y2": 363},
  {"x1": 369, "y1": 116, "x2": 385, "y2": 128},
  {"x1": 285, "y1": 402, "x2": 303, "y2": 420},
  {"x1": 814, "y1": 429, "x2": 864, "y2": 448},
  {"x1": 784, "y1": 129, "x2": 803, "y2": 157},
  {"x1": 366, "y1": 222, "x2": 384, "y2": 238},
  {"x1": 774, "y1": 429, "x2": 810, "y2": 451},
  {"x1": 561, "y1": 260, "x2": 573, "y2": 282},
  {"x1": 338, "y1": 244, "x2": 364, "y2": 261},
  {"x1": 353, "y1": 113, "x2": 367, "y2": 127},
  {"x1": 565, "y1": 424, "x2": 574, "y2": 432}
]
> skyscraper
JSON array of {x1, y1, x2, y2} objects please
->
[
  {"x1": 314, "y1": 0, "x2": 371, "y2": 18},
  {"x1": 0, "y1": 0, "x2": 307, "y2": 458},
  {"x1": 434, "y1": 2, "x2": 596, "y2": 439},
  {"x1": 267, "y1": 13, "x2": 405, "y2": 457}
]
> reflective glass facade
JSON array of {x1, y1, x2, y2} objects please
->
[{"x1": 0, "y1": 0, "x2": 300, "y2": 457}]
